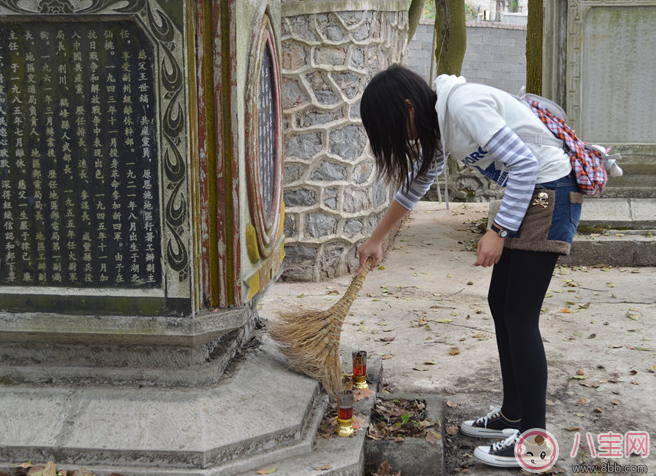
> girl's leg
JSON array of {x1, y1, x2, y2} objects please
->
[
  {"x1": 501, "y1": 249, "x2": 559, "y2": 431},
  {"x1": 488, "y1": 248, "x2": 521, "y2": 421}
]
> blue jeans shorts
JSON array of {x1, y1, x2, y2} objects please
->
[{"x1": 505, "y1": 173, "x2": 583, "y2": 255}]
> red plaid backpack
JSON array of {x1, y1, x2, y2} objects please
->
[{"x1": 520, "y1": 93, "x2": 621, "y2": 196}]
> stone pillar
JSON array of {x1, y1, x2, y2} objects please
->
[{"x1": 280, "y1": 0, "x2": 409, "y2": 281}]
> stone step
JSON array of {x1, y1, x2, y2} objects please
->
[
  {"x1": 232, "y1": 356, "x2": 384, "y2": 476},
  {"x1": 0, "y1": 336, "x2": 327, "y2": 476}
]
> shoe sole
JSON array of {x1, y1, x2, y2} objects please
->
[
  {"x1": 460, "y1": 424, "x2": 514, "y2": 438},
  {"x1": 473, "y1": 446, "x2": 520, "y2": 468}
]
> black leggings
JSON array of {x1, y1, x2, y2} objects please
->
[{"x1": 488, "y1": 247, "x2": 559, "y2": 432}]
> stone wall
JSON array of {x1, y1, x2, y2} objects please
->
[
  {"x1": 408, "y1": 20, "x2": 527, "y2": 203},
  {"x1": 280, "y1": 1, "x2": 408, "y2": 281}
]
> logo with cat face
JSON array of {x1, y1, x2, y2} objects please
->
[{"x1": 515, "y1": 429, "x2": 559, "y2": 472}]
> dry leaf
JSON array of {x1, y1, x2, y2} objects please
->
[
  {"x1": 594, "y1": 407, "x2": 603, "y2": 413},
  {"x1": 577, "y1": 397, "x2": 590, "y2": 404},
  {"x1": 648, "y1": 364, "x2": 656, "y2": 373},
  {"x1": 446, "y1": 400, "x2": 458, "y2": 408},
  {"x1": 256, "y1": 469, "x2": 277, "y2": 475},
  {"x1": 394, "y1": 436, "x2": 404, "y2": 443},
  {"x1": 576, "y1": 412, "x2": 585, "y2": 417},
  {"x1": 607, "y1": 282, "x2": 616, "y2": 288},
  {"x1": 315, "y1": 464, "x2": 331, "y2": 471},
  {"x1": 446, "y1": 425, "x2": 459, "y2": 436},
  {"x1": 413, "y1": 367, "x2": 428, "y2": 371},
  {"x1": 565, "y1": 426, "x2": 581, "y2": 431},
  {"x1": 352, "y1": 416, "x2": 365, "y2": 429},
  {"x1": 610, "y1": 344, "x2": 623, "y2": 349},
  {"x1": 578, "y1": 302, "x2": 591, "y2": 309},
  {"x1": 631, "y1": 379, "x2": 639, "y2": 385},
  {"x1": 611, "y1": 399, "x2": 621, "y2": 405},
  {"x1": 449, "y1": 347, "x2": 460, "y2": 356},
  {"x1": 425, "y1": 430, "x2": 441, "y2": 444},
  {"x1": 424, "y1": 361, "x2": 437, "y2": 365},
  {"x1": 382, "y1": 354, "x2": 394, "y2": 360},
  {"x1": 546, "y1": 399, "x2": 555, "y2": 406},
  {"x1": 354, "y1": 388, "x2": 374, "y2": 401}
]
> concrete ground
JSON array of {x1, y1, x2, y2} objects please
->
[{"x1": 260, "y1": 201, "x2": 656, "y2": 475}]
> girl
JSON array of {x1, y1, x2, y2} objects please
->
[{"x1": 356, "y1": 65, "x2": 582, "y2": 468}]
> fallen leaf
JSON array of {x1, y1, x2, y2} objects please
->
[
  {"x1": 425, "y1": 430, "x2": 441, "y2": 444},
  {"x1": 256, "y1": 469, "x2": 277, "y2": 475},
  {"x1": 413, "y1": 367, "x2": 428, "y2": 372},
  {"x1": 446, "y1": 400, "x2": 458, "y2": 408},
  {"x1": 424, "y1": 361, "x2": 437, "y2": 365},
  {"x1": 630, "y1": 369, "x2": 638, "y2": 375},
  {"x1": 546, "y1": 399, "x2": 555, "y2": 406},
  {"x1": 560, "y1": 308, "x2": 573, "y2": 313},
  {"x1": 382, "y1": 354, "x2": 394, "y2": 360},
  {"x1": 378, "y1": 336, "x2": 395, "y2": 342},
  {"x1": 594, "y1": 407, "x2": 603, "y2": 413},
  {"x1": 352, "y1": 416, "x2": 365, "y2": 429},
  {"x1": 394, "y1": 436, "x2": 404, "y2": 443},
  {"x1": 577, "y1": 397, "x2": 590, "y2": 404},
  {"x1": 611, "y1": 399, "x2": 621, "y2": 405},
  {"x1": 449, "y1": 347, "x2": 460, "y2": 356},
  {"x1": 607, "y1": 282, "x2": 616, "y2": 288},
  {"x1": 446, "y1": 425, "x2": 459, "y2": 436},
  {"x1": 564, "y1": 426, "x2": 581, "y2": 431},
  {"x1": 576, "y1": 412, "x2": 585, "y2": 417},
  {"x1": 626, "y1": 310, "x2": 640, "y2": 320},
  {"x1": 631, "y1": 380, "x2": 639, "y2": 385},
  {"x1": 315, "y1": 464, "x2": 331, "y2": 471},
  {"x1": 609, "y1": 344, "x2": 623, "y2": 349},
  {"x1": 354, "y1": 388, "x2": 374, "y2": 401},
  {"x1": 578, "y1": 302, "x2": 591, "y2": 309},
  {"x1": 648, "y1": 364, "x2": 656, "y2": 373},
  {"x1": 438, "y1": 319, "x2": 453, "y2": 324}
]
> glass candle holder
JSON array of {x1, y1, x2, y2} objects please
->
[
  {"x1": 335, "y1": 390, "x2": 354, "y2": 437},
  {"x1": 352, "y1": 350, "x2": 368, "y2": 389}
]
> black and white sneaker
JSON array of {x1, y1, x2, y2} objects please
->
[
  {"x1": 460, "y1": 407, "x2": 521, "y2": 438},
  {"x1": 474, "y1": 429, "x2": 521, "y2": 468}
]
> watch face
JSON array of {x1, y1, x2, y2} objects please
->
[{"x1": 500, "y1": 230, "x2": 508, "y2": 238}]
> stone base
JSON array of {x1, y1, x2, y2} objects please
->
[
  {"x1": 0, "y1": 306, "x2": 260, "y2": 388},
  {"x1": 0, "y1": 336, "x2": 325, "y2": 476}
]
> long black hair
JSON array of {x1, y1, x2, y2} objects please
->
[{"x1": 360, "y1": 65, "x2": 440, "y2": 191}]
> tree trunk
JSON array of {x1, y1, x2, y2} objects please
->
[
  {"x1": 434, "y1": 0, "x2": 467, "y2": 76},
  {"x1": 407, "y1": 0, "x2": 427, "y2": 42},
  {"x1": 526, "y1": 0, "x2": 543, "y2": 94}
]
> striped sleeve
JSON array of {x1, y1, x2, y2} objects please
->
[
  {"x1": 394, "y1": 152, "x2": 445, "y2": 210},
  {"x1": 486, "y1": 126, "x2": 539, "y2": 232}
]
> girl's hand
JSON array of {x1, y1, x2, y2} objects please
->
[
  {"x1": 474, "y1": 230, "x2": 505, "y2": 267},
  {"x1": 357, "y1": 238, "x2": 384, "y2": 274}
]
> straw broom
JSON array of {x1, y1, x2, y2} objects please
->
[{"x1": 269, "y1": 258, "x2": 373, "y2": 395}]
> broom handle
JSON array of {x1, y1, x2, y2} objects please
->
[{"x1": 331, "y1": 258, "x2": 373, "y2": 317}]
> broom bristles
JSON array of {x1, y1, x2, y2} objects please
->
[{"x1": 269, "y1": 259, "x2": 373, "y2": 395}]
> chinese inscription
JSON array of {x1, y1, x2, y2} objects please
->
[{"x1": 0, "y1": 19, "x2": 161, "y2": 288}]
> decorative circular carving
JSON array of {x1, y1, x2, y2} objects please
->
[{"x1": 245, "y1": 12, "x2": 283, "y2": 259}]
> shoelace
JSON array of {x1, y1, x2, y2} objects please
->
[
  {"x1": 491, "y1": 430, "x2": 520, "y2": 452},
  {"x1": 474, "y1": 407, "x2": 502, "y2": 426}
]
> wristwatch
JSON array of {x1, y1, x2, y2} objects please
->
[{"x1": 490, "y1": 223, "x2": 508, "y2": 238}]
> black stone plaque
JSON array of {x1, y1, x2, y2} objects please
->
[
  {"x1": 258, "y1": 45, "x2": 276, "y2": 220},
  {"x1": 0, "y1": 19, "x2": 162, "y2": 288}
]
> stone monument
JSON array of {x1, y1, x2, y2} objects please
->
[
  {"x1": 543, "y1": 0, "x2": 656, "y2": 198},
  {"x1": 0, "y1": 1, "x2": 324, "y2": 474}
]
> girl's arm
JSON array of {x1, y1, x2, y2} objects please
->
[
  {"x1": 356, "y1": 199, "x2": 409, "y2": 274},
  {"x1": 356, "y1": 152, "x2": 444, "y2": 274}
]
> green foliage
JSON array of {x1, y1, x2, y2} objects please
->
[{"x1": 423, "y1": 0, "x2": 436, "y2": 20}]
